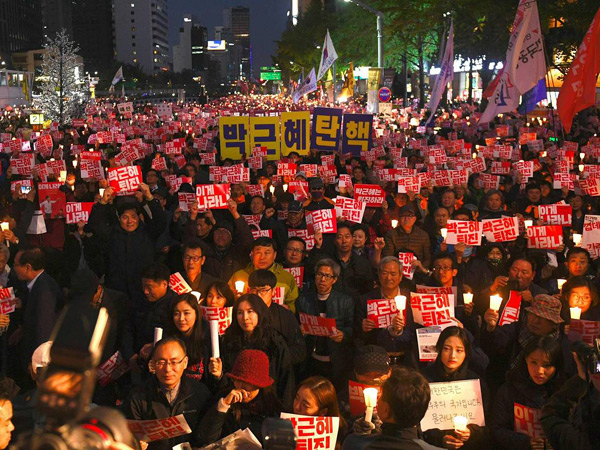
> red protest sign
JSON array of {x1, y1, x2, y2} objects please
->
[
  {"x1": 334, "y1": 197, "x2": 365, "y2": 224},
  {"x1": 151, "y1": 155, "x2": 167, "y2": 171},
  {"x1": 498, "y1": 291, "x2": 522, "y2": 326},
  {"x1": 107, "y1": 166, "x2": 142, "y2": 195},
  {"x1": 196, "y1": 184, "x2": 230, "y2": 210},
  {"x1": 284, "y1": 266, "x2": 304, "y2": 288},
  {"x1": 38, "y1": 182, "x2": 66, "y2": 219},
  {"x1": 539, "y1": 204, "x2": 572, "y2": 226},
  {"x1": 299, "y1": 313, "x2": 337, "y2": 336},
  {"x1": 65, "y1": 202, "x2": 94, "y2": 224},
  {"x1": 177, "y1": 193, "x2": 196, "y2": 211},
  {"x1": 348, "y1": 380, "x2": 382, "y2": 416},
  {"x1": 200, "y1": 306, "x2": 233, "y2": 336},
  {"x1": 526, "y1": 225, "x2": 563, "y2": 249},
  {"x1": 410, "y1": 293, "x2": 455, "y2": 327},
  {"x1": 127, "y1": 415, "x2": 191, "y2": 443},
  {"x1": 288, "y1": 228, "x2": 315, "y2": 251},
  {"x1": 446, "y1": 220, "x2": 482, "y2": 246},
  {"x1": 398, "y1": 252, "x2": 416, "y2": 279},
  {"x1": 367, "y1": 299, "x2": 404, "y2": 328},
  {"x1": 514, "y1": 403, "x2": 545, "y2": 439},
  {"x1": 168, "y1": 272, "x2": 192, "y2": 295},
  {"x1": 280, "y1": 414, "x2": 339, "y2": 450},
  {"x1": 482, "y1": 217, "x2": 520, "y2": 242},
  {"x1": 306, "y1": 209, "x2": 337, "y2": 234},
  {"x1": 97, "y1": 351, "x2": 129, "y2": 386},
  {"x1": 490, "y1": 161, "x2": 511, "y2": 175},
  {"x1": 10, "y1": 153, "x2": 35, "y2": 175},
  {"x1": 397, "y1": 175, "x2": 421, "y2": 194},
  {"x1": 246, "y1": 184, "x2": 264, "y2": 197},
  {"x1": 568, "y1": 319, "x2": 600, "y2": 346},
  {"x1": 277, "y1": 162, "x2": 297, "y2": 177},
  {"x1": 354, "y1": 184, "x2": 385, "y2": 207}
]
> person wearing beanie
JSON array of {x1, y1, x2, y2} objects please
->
[{"x1": 199, "y1": 349, "x2": 282, "y2": 446}]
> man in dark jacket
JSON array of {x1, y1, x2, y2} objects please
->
[
  {"x1": 175, "y1": 239, "x2": 217, "y2": 300},
  {"x1": 122, "y1": 337, "x2": 210, "y2": 450},
  {"x1": 381, "y1": 206, "x2": 431, "y2": 269},
  {"x1": 343, "y1": 366, "x2": 443, "y2": 449},
  {"x1": 12, "y1": 247, "x2": 62, "y2": 370}
]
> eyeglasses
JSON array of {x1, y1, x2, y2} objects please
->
[
  {"x1": 570, "y1": 294, "x2": 592, "y2": 304},
  {"x1": 316, "y1": 272, "x2": 335, "y2": 280},
  {"x1": 285, "y1": 247, "x2": 304, "y2": 254},
  {"x1": 251, "y1": 287, "x2": 272, "y2": 294},
  {"x1": 183, "y1": 255, "x2": 202, "y2": 262},
  {"x1": 153, "y1": 357, "x2": 186, "y2": 370}
]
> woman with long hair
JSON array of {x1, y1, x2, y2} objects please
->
[
  {"x1": 422, "y1": 327, "x2": 489, "y2": 449},
  {"x1": 491, "y1": 336, "x2": 566, "y2": 450},
  {"x1": 205, "y1": 280, "x2": 236, "y2": 308},
  {"x1": 209, "y1": 294, "x2": 294, "y2": 410},
  {"x1": 199, "y1": 349, "x2": 282, "y2": 445},
  {"x1": 167, "y1": 293, "x2": 206, "y2": 381}
]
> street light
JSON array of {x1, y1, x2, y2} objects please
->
[{"x1": 343, "y1": 0, "x2": 384, "y2": 68}]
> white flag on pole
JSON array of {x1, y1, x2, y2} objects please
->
[
  {"x1": 293, "y1": 68, "x2": 317, "y2": 104},
  {"x1": 480, "y1": 0, "x2": 544, "y2": 124},
  {"x1": 426, "y1": 20, "x2": 454, "y2": 125},
  {"x1": 317, "y1": 30, "x2": 338, "y2": 81},
  {"x1": 111, "y1": 66, "x2": 124, "y2": 86}
]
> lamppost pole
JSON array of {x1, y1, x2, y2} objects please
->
[{"x1": 344, "y1": 0, "x2": 384, "y2": 68}]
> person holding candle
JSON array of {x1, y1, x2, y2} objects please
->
[
  {"x1": 228, "y1": 237, "x2": 299, "y2": 313},
  {"x1": 464, "y1": 243, "x2": 508, "y2": 298},
  {"x1": 199, "y1": 349, "x2": 282, "y2": 446},
  {"x1": 560, "y1": 276, "x2": 600, "y2": 322},
  {"x1": 205, "y1": 280, "x2": 236, "y2": 308},
  {"x1": 166, "y1": 293, "x2": 207, "y2": 382},
  {"x1": 213, "y1": 294, "x2": 294, "y2": 410},
  {"x1": 481, "y1": 294, "x2": 575, "y2": 392},
  {"x1": 490, "y1": 337, "x2": 566, "y2": 450},
  {"x1": 566, "y1": 193, "x2": 588, "y2": 234},
  {"x1": 382, "y1": 205, "x2": 432, "y2": 270},
  {"x1": 343, "y1": 366, "x2": 445, "y2": 449},
  {"x1": 422, "y1": 327, "x2": 490, "y2": 449},
  {"x1": 544, "y1": 248, "x2": 594, "y2": 294}
]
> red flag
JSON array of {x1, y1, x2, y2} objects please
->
[
  {"x1": 482, "y1": 67, "x2": 504, "y2": 99},
  {"x1": 557, "y1": 6, "x2": 600, "y2": 133}
]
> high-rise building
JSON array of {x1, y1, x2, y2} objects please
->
[
  {"x1": 114, "y1": 0, "x2": 170, "y2": 74},
  {"x1": 71, "y1": 0, "x2": 114, "y2": 73},
  {"x1": 0, "y1": 0, "x2": 43, "y2": 65},
  {"x1": 223, "y1": 6, "x2": 250, "y2": 79},
  {"x1": 173, "y1": 14, "x2": 208, "y2": 74},
  {"x1": 41, "y1": 0, "x2": 73, "y2": 40}
]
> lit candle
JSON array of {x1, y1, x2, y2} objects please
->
[
  {"x1": 283, "y1": 184, "x2": 288, "y2": 192},
  {"x1": 463, "y1": 292, "x2": 473, "y2": 305},
  {"x1": 524, "y1": 219, "x2": 533, "y2": 228},
  {"x1": 453, "y1": 415, "x2": 468, "y2": 432},
  {"x1": 59, "y1": 170, "x2": 67, "y2": 182},
  {"x1": 557, "y1": 278, "x2": 567, "y2": 290},
  {"x1": 579, "y1": 163, "x2": 585, "y2": 173},
  {"x1": 391, "y1": 219, "x2": 398, "y2": 228},
  {"x1": 580, "y1": 152, "x2": 585, "y2": 160},
  {"x1": 394, "y1": 295, "x2": 406, "y2": 311},
  {"x1": 540, "y1": 151, "x2": 547, "y2": 158},
  {"x1": 72, "y1": 159, "x2": 78, "y2": 168},
  {"x1": 573, "y1": 233, "x2": 582, "y2": 246},
  {"x1": 570, "y1": 306, "x2": 582, "y2": 320},
  {"x1": 235, "y1": 280, "x2": 245, "y2": 293},
  {"x1": 440, "y1": 228, "x2": 448, "y2": 240},
  {"x1": 269, "y1": 185, "x2": 275, "y2": 194},
  {"x1": 99, "y1": 188, "x2": 105, "y2": 197},
  {"x1": 363, "y1": 387, "x2": 378, "y2": 423},
  {"x1": 490, "y1": 294, "x2": 502, "y2": 311},
  {"x1": 0, "y1": 222, "x2": 9, "y2": 232}
]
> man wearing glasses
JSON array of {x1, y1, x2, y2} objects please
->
[
  {"x1": 248, "y1": 269, "x2": 306, "y2": 366},
  {"x1": 123, "y1": 337, "x2": 210, "y2": 450},
  {"x1": 178, "y1": 240, "x2": 217, "y2": 300}
]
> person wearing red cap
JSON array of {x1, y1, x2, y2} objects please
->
[{"x1": 199, "y1": 349, "x2": 282, "y2": 445}]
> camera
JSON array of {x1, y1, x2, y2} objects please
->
[
  {"x1": 571, "y1": 339, "x2": 600, "y2": 375},
  {"x1": 11, "y1": 303, "x2": 140, "y2": 450}
]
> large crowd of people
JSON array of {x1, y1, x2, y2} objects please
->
[{"x1": 0, "y1": 93, "x2": 598, "y2": 449}]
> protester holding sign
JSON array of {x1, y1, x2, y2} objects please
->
[
  {"x1": 490, "y1": 337, "x2": 566, "y2": 450},
  {"x1": 422, "y1": 327, "x2": 490, "y2": 449},
  {"x1": 382, "y1": 205, "x2": 431, "y2": 269},
  {"x1": 122, "y1": 337, "x2": 211, "y2": 450}
]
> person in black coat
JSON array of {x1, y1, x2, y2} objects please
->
[
  {"x1": 208, "y1": 294, "x2": 295, "y2": 410},
  {"x1": 199, "y1": 349, "x2": 282, "y2": 446},
  {"x1": 12, "y1": 247, "x2": 63, "y2": 370},
  {"x1": 422, "y1": 327, "x2": 490, "y2": 450},
  {"x1": 491, "y1": 336, "x2": 567, "y2": 450},
  {"x1": 464, "y1": 242, "x2": 508, "y2": 299},
  {"x1": 122, "y1": 337, "x2": 210, "y2": 450},
  {"x1": 87, "y1": 183, "x2": 166, "y2": 308}
]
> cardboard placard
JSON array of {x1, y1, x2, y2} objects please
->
[
  {"x1": 299, "y1": 313, "x2": 337, "y2": 337},
  {"x1": 65, "y1": 202, "x2": 94, "y2": 224},
  {"x1": 280, "y1": 413, "x2": 339, "y2": 450},
  {"x1": 127, "y1": 414, "x2": 191, "y2": 442},
  {"x1": 421, "y1": 380, "x2": 485, "y2": 431},
  {"x1": 410, "y1": 293, "x2": 455, "y2": 327},
  {"x1": 169, "y1": 272, "x2": 192, "y2": 295},
  {"x1": 200, "y1": 306, "x2": 233, "y2": 336}
]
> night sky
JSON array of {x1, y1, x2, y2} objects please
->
[{"x1": 168, "y1": 0, "x2": 290, "y2": 72}]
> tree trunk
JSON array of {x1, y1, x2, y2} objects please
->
[{"x1": 418, "y1": 36, "x2": 425, "y2": 108}]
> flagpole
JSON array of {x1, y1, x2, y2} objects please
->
[
  {"x1": 333, "y1": 61, "x2": 336, "y2": 103},
  {"x1": 543, "y1": 45, "x2": 563, "y2": 143}
]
